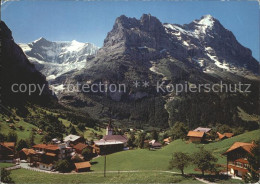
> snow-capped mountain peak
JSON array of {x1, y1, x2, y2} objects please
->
[
  {"x1": 19, "y1": 38, "x2": 99, "y2": 82},
  {"x1": 197, "y1": 15, "x2": 214, "y2": 25}
]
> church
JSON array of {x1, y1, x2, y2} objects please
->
[{"x1": 93, "y1": 122, "x2": 128, "y2": 155}]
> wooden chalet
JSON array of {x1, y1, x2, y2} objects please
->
[
  {"x1": 0, "y1": 142, "x2": 15, "y2": 160},
  {"x1": 19, "y1": 148, "x2": 36, "y2": 161},
  {"x1": 73, "y1": 143, "x2": 90, "y2": 154},
  {"x1": 74, "y1": 161, "x2": 91, "y2": 172},
  {"x1": 193, "y1": 127, "x2": 211, "y2": 134},
  {"x1": 187, "y1": 131, "x2": 205, "y2": 143},
  {"x1": 217, "y1": 132, "x2": 234, "y2": 140},
  {"x1": 30, "y1": 143, "x2": 73, "y2": 170},
  {"x1": 150, "y1": 141, "x2": 162, "y2": 149},
  {"x1": 223, "y1": 142, "x2": 258, "y2": 179},
  {"x1": 163, "y1": 137, "x2": 172, "y2": 145},
  {"x1": 63, "y1": 134, "x2": 85, "y2": 146}
]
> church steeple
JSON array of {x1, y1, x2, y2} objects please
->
[{"x1": 106, "y1": 121, "x2": 113, "y2": 135}]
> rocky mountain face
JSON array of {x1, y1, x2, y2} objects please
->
[
  {"x1": 54, "y1": 14, "x2": 259, "y2": 129},
  {"x1": 0, "y1": 21, "x2": 55, "y2": 110},
  {"x1": 19, "y1": 38, "x2": 99, "y2": 82},
  {"x1": 5, "y1": 14, "x2": 259, "y2": 129}
]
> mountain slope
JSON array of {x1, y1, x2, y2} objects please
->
[
  {"x1": 17, "y1": 15, "x2": 259, "y2": 129},
  {"x1": 0, "y1": 21, "x2": 55, "y2": 110}
]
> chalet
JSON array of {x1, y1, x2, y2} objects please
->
[
  {"x1": 1, "y1": 142, "x2": 15, "y2": 150},
  {"x1": 217, "y1": 132, "x2": 234, "y2": 140},
  {"x1": 223, "y1": 142, "x2": 258, "y2": 179},
  {"x1": 187, "y1": 131, "x2": 205, "y2": 143},
  {"x1": 29, "y1": 143, "x2": 73, "y2": 170},
  {"x1": 193, "y1": 127, "x2": 211, "y2": 133},
  {"x1": 74, "y1": 161, "x2": 91, "y2": 172},
  {"x1": 163, "y1": 137, "x2": 172, "y2": 145},
  {"x1": 0, "y1": 142, "x2": 15, "y2": 160},
  {"x1": 64, "y1": 134, "x2": 85, "y2": 146},
  {"x1": 73, "y1": 143, "x2": 89, "y2": 154},
  {"x1": 9, "y1": 124, "x2": 15, "y2": 129},
  {"x1": 149, "y1": 140, "x2": 162, "y2": 149},
  {"x1": 19, "y1": 148, "x2": 36, "y2": 161},
  {"x1": 71, "y1": 153, "x2": 84, "y2": 162}
]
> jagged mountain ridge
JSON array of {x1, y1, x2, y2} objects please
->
[
  {"x1": 53, "y1": 14, "x2": 259, "y2": 129},
  {"x1": 19, "y1": 38, "x2": 99, "y2": 81},
  {"x1": 62, "y1": 14, "x2": 258, "y2": 87}
]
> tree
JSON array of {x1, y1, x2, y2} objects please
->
[
  {"x1": 127, "y1": 132, "x2": 136, "y2": 148},
  {"x1": 244, "y1": 141, "x2": 260, "y2": 183},
  {"x1": 216, "y1": 124, "x2": 232, "y2": 134},
  {"x1": 7, "y1": 131, "x2": 17, "y2": 143},
  {"x1": 169, "y1": 122, "x2": 188, "y2": 140},
  {"x1": 82, "y1": 147, "x2": 93, "y2": 161},
  {"x1": 150, "y1": 130, "x2": 158, "y2": 141},
  {"x1": 16, "y1": 139, "x2": 28, "y2": 152},
  {"x1": 54, "y1": 160, "x2": 71, "y2": 173},
  {"x1": 69, "y1": 126, "x2": 77, "y2": 135},
  {"x1": 0, "y1": 133, "x2": 7, "y2": 142},
  {"x1": 169, "y1": 152, "x2": 190, "y2": 175},
  {"x1": 1, "y1": 168, "x2": 14, "y2": 183},
  {"x1": 41, "y1": 133, "x2": 52, "y2": 144},
  {"x1": 136, "y1": 132, "x2": 146, "y2": 148},
  {"x1": 192, "y1": 147, "x2": 218, "y2": 175},
  {"x1": 28, "y1": 131, "x2": 35, "y2": 147}
]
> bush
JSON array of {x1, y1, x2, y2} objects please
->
[
  {"x1": 54, "y1": 160, "x2": 71, "y2": 173},
  {"x1": 16, "y1": 139, "x2": 28, "y2": 151},
  {"x1": 1, "y1": 168, "x2": 14, "y2": 183}
]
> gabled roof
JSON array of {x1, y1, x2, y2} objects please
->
[
  {"x1": 103, "y1": 135, "x2": 128, "y2": 143},
  {"x1": 193, "y1": 127, "x2": 211, "y2": 133},
  {"x1": 20, "y1": 148, "x2": 36, "y2": 155},
  {"x1": 73, "y1": 143, "x2": 88, "y2": 151},
  {"x1": 74, "y1": 161, "x2": 91, "y2": 169},
  {"x1": 163, "y1": 138, "x2": 171, "y2": 142},
  {"x1": 94, "y1": 140, "x2": 124, "y2": 146},
  {"x1": 223, "y1": 142, "x2": 254, "y2": 155},
  {"x1": 32, "y1": 144, "x2": 59, "y2": 151},
  {"x1": 0, "y1": 143, "x2": 14, "y2": 152},
  {"x1": 223, "y1": 133, "x2": 234, "y2": 138},
  {"x1": 187, "y1": 131, "x2": 205, "y2": 138},
  {"x1": 2, "y1": 142, "x2": 15, "y2": 148},
  {"x1": 151, "y1": 142, "x2": 162, "y2": 147},
  {"x1": 64, "y1": 134, "x2": 81, "y2": 142},
  {"x1": 217, "y1": 132, "x2": 234, "y2": 140}
]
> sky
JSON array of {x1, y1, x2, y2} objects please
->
[{"x1": 2, "y1": 0, "x2": 260, "y2": 61}]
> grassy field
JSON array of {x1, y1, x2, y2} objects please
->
[
  {"x1": 0, "y1": 116, "x2": 43, "y2": 144},
  {"x1": 10, "y1": 169, "x2": 201, "y2": 184},
  {"x1": 91, "y1": 129, "x2": 260, "y2": 173},
  {"x1": 0, "y1": 162, "x2": 14, "y2": 169}
]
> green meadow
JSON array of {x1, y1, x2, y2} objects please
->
[{"x1": 91, "y1": 129, "x2": 260, "y2": 172}]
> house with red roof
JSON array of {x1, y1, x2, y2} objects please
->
[
  {"x1": 0, "y1": 142, "x2": 15, "y2": 160},
  {"x1": 29, "y1": 143, "x2": 74, "y2": 171},
  {"x1": 217, "y1": 132, "x2": 234, "y2": 140},
  {"x1": 73, "y1": 143, "x2": 92, "y2": 154},
  {"x1": 223, "y1": 141, "x2": 258, "y2": 179},
  {"x1": 74, "y1": 161, "x2": 91, "y2": 172}
]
